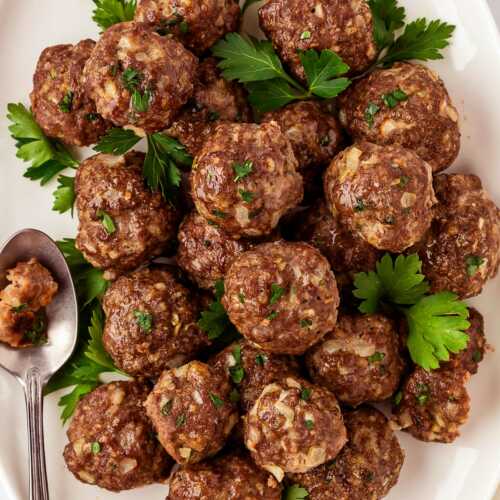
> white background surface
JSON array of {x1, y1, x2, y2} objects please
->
[{"x1": 0, "y1": 1, "x2": 500, "y2": 500}]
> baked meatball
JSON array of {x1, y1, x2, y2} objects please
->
[
  {"x1": 30, "y1": 40, "x2": 109, "y2": 146},
  {"x1": 63, "y1": 381, "x2": 170, "y2": 492},
  {"x1": 177, "y1": 212, "x2": 249, "y2": 290},
  {"x1": 324, "y1": 142, "x2": 436, "y2": 253},
  {"x1": 135, "y1": 0, "x2": 240, "y2": 54},
  {"x1": 83, "y1": 22, "x2": 197, "y2": 133},
  {"x1": 223, "y1": 241, "x2": 339, "y2": 355},
  {"x1": 259, "y1": 0, "x2": 378, "y2": 80},
  {"x1": 306, "y1": 314, "x2": 404, "y2": 407},
  {"x1": 211, "y1": 339, "x2": 299, "y2": 412},
  {"x1": 261, "y1": 101, "x2": 344, "y2": 172},
  {"x1": 295, "y1": 199, "x2": 381, "y2": 280},
  {"x1": 419, "y1": 174, "x2": 500, "y2": 298},
  {"x1": 288, "y1": 407, "x2": 404, "y2": 500},
  {"x1": 145, "y1": 361, "x2": 238, "y2": 464},
  {"x1": 75, "y1": 152, "x2": 178, "y2": 280},
  {"x1": 0, "y1": 258, "x2": 58, "y2": 347},
  {"x1": 244, "y1": 376, "x2": 347, "y2": 480},
  {"x1": 191, "y1": 122, "x2": 303, "y2": 238},
  {"x1": 167, "y1": 449, "x2": 282, "y2": 499},
  {"x1": 166, "y1": 58, "x2": 251, "y2": 157},
  {"x1": 102, "y1": 267, "x2": 209, "y2": 377},
  {"x1": 392, "y1": 366, "x2": 470, "y2": 443},
  {"x1": 339, "y1": 62, "x2": 460, "y2": 173}
]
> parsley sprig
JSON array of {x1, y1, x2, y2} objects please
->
[
  {"x1": 92, "y1": 0, "x2": 136, "y2": 32},
  {"x1": 52, "y1": 175, "x2": 75, "y2": 215},
  {"x1": 284, "y1": 485, "x2": 309, "y2": 500},
  {"x1": 353, "y1": 253, "x2": 470, "y2": 371}
]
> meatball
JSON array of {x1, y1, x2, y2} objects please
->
[
  {"x1": 75, "y1": 152, "x2": 178, "y2": 280},
  {"x1": 338, "y1": 62, "x2": 460, "y2": 173},
  {"x1": 83, "y1": 22, "x2": 197, "y2": 133},
  {"x1": 0, "y1": 258, "x2": 58, "y2": 347},
  {"x1": 392, "y1": 366, "x2": 470, "y2": 443},
  {"x1": 288, "y1": 407, "x2": 404, "y2": 500},
  {"x1": 419, "y1": 174, "x2": 500, "y2": 298},
  {"x1": 145, "y1": 361, "x2": 238, "y2": 464},
  {"x1": 30, "y1": 40, "x2": 109, "y2": 146},
  {"x1": 191, "y1": 122, "x2": 303, "y2": 238},
  {"x1": 306, "y1": 314, "x2": 404, "y2": 407},
  {"x1": 211, "y1": 339, "x2": 299, "y2": 412},
  {"x1": 177, "y1": 212, "x2": 249, "y2": 290},
  {"x1": 167, "y1": 449, "x2": 282, "y2": 499},
  {"x1": 166, "y1": 58, "x2": 251, "y2": 157},
  {"x1": 63, "y1": 381, "x2": 170, "y2": 491},
  {"x1": 295, "y1": 199, "x2": 381, "y2": 280},
  {"x1": 259, "y1": 0, "x2": 378, "y2": 80},
  {"x1": 135, "y1": 0, "x2": 240, "y2": 55},
  {"x1": 244, "y1": 376, "x2": 347, "y2": 480},
  {"x1": 102, "y1": 267, "x2": 209, "y2": 377},
  {"x1": 223, "y1": 241, "x2": 339, "y2": 355},
  {"x1": 261, "y1": 101, "x2": 344, "y2": 172},
  {"x1": 324, "y1": 142, "x2": 436, "y2": 253}
]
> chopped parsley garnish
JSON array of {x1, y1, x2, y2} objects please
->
[
  {"x1": 255, "y1": 354, "x2": 267, "y2": 366},
  {"x1": 134, "y1": 310, "x2": 153, "y2": 333},
  {"x1": 238, "y1": 189, "x2": 254, "y2": 203},
  {"x1": 238, "y1": 292, "x2": 245, "y2": 304},
  {"x1": 269, "y1": 283, "x2": 285, "y2": 305},
  {"x1": 91, "y1": 441, "x2": 101, "y2": 454},
  {"x1": 233, "y1": 160, "x2": 253, "y2": 182},
  {"x1": 300, "y1": 31, "x2": 311, "y2": 40},
  {"x1": 267, "y1": 311, "x2": 278, "y2": 321},
  {"x1": 176, "y1": 414, "x2": 186, "y2": 427},
  {"x1": 284, "y1": 484, "x2": 309, "y2": 500},
  {"x1": 12, "y1": 304, "x2": 28, "y2": 313},
  {"x1": 415, "y1": 383, "x2": 430, "y2": 405},
  {"x1": 91, "y1": 0, "x2": 137, "y2": 31},
  {"x1": 209, "y1": 393, "x2": 224, "y2": 408},
  {"x1": 85, "y1": 113, "x2": 100, "y2": 122},
  {"x1": 354, "y1": 198, "x2": 366, "y2": 212},
  {"x1": 211, "y1": 210, "x2": 226, "y2": 220},
  {"x1": 97, "y1": 210, "x2": 116, "y2": 235},
  {"x1": 466, "y1": 255, "x2": 484, "y2": 277},
  {"x1": 304, "y1": 419, "x2": 314, "y2": 430},
  {"x1": 399, "y1": 175, "x2": 411, "y2": 187},
  {"x1": 364, "y1": 102, "x2": 380, "y2": 128},
  {"x1": 368, "y1": 352, "x2": 385, "y2": 363},
  {"x1": 300, "y1": 318, "x2": 313, "y2": 328},
  {"x1": 382, "y1": 88, "x2": 408, "y2": 108},
  {"x1": 300, "y1": 387, "x2": 311, "y2": 401},
  {"x1": 393, "y1": 391, "x2": 403, "y2": 406},
  {"x1": 161, "y1": 400, "x2": 173, "y2": 416},
  {"x1": 121, "y1": 67, "x2": 142, "y2": 92},
  {"x1": 320, "y1": 135, "x2": 330, "y2": 146},
  {"x1": 131, "y1": 88, "x2": 152, "y2": 113},
  {"x1": 229, "y1": 344, "x2": 245, "y2": 384},
  {"x1": 24, "y1": 312, "x2": 47, "y2": 345},
  {"x1": 179, "y1": 20, "x2": 189, "y2": 34},
  {"x1": 208, "y1": 110, "x2": 220, "y2": 122},
  {"x1": 59, "y1": 90, "x2": 74, "y2": 113}
]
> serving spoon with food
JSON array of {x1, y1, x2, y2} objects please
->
[{"x1": 0, "y1": 229, "x2": 78, "y2": 500}]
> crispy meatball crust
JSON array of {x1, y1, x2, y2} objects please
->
[
  {"x1": 259, "y1": 0, "x2": 378, "y2": 80},
  {"x1": 392, "y1": 367, "x2": 470, "y2": 443},
  {"x1": 63, "y1": 381, "x2": 171, "y2": 492},
  {"x1": 191, "y1": 122, "x2": 303, "y2": 238},
  {"x1": 145, "y1": 361, "x2": 239, "y2": 464},
  {"x1": 324, "y1": 142, "x2": 436, "y2": 253},
  {"x1": 135, "y1": 0, "x2": 240, "y2": 54},
  {"x1": 223, "y1": 241, "x2": 339, "y2": 355},
  {"x1": 102, "y1": 267, "x2": 209, "y2": 377},
  {"x1": 339, "y1": 62, "x2": 460, "y2": 173},
  {"x1": 419, "y1": 174, "x2": 500, "y2": 298},
  {"x1": 30, "y1": 40, "x2": 110, "y2": 146},
  {"x1": 244, "y1": 376, "x2": 347, "y2": 480},
  {"x1": 83, "y1": 22, "x2": 198, "y2": 133},
  {"x1": 177, "y1": 212, "x2": 249, "y2": 290},
  {"x1": 306, "y1": 314, "x2": 404, "y2": 407},
  {"x1": 261, "y1": 101, "x2": 344, "y2": 171},
  {"x1": 75, "y1": 152, "x2": 178, "y2": 280},
  {"x1": 167, "y1": 449, "x2": 282, "y2": 499},
  {"x1": 211, "y1": 339, "x2": 299, "y2": 412},
  {"x1": 288, "y1": 407, "x2": 404, "y2": 500}
]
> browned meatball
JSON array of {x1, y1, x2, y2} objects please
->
[
  {"x1": 167, "y1": 449, "x2": 282, "y2": 499},
  {"x1": 83, "y1": 22, "x2": 197, "y2": 133},
  {"x1": 177, "y1": 212, "x2": 249, "y2": 290},
  {"x1": 30, "y1": 40, "x2": 110, "y2": 146},
  {"x1": 191, "y1": 122, "x2": 303, "y2": 238},
  {"x1": 166, "y1": 58, "x2": 251, "y2": 157},
  {"x1": 0, "y1": 258, "x2": 58, "y2": 347},
  {"x1": 419, "y1": 174, "x2": 500, "y2": 298},
  {"x1": 295, "y1": 199, "x2": 381, "y2": 281},
  {"x1": 259, "y1": 0, "x2": 378, "y2": 81},
  {"x1": 211, "y1": 339, "x2": 299, "y2": 412},
  {"x1": 63, "y1": 381, "x2": 171, "y2": 492},
  {"x1": 392, "y1": 366, "x2": 470, "y2": 443},
  {"x1": 244, "y1": 376, "x2": 347, "y2": 480},
  {"x1": 145, "y1": 361, "x2": 238, "y2": 464},
  {"x1": 102, "y1": 267, "x2": 209, "y2": 377},
  {"x1": 339, "y1": 62, "x2": 460, "y2": 173},
  {"x1": 261, "y1": 101, "x2": 344, "y2": 172},
  {"x1": 75, "y1": 152, "x2": 178, "y2": 280},
  {"x1": 306, "y1": 314, "x2": 404, "y2": 407},
  {"x1": 288, "y1": 407, "x2": 404, "y2": 500},
  {"x1": 223, "y1": 241, "x2": 339, "y2": 355},
  {"x1": 324, "y1": 142, "x2": 436, "y2": 253},
  {"x1": 135, "y1": 0, "x2": 240, "y2": 55}
]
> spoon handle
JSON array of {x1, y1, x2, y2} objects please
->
[{"x1": 24, "y1": 367, "x2": 49, "y2": 500}]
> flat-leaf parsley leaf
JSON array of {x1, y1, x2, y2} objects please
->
[{"x1": 92, "y1": 0, "x2": 136, "y2": 32}]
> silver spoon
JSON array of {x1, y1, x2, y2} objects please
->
[{"x1": 0, "y1": 229, "x2": 78, "y2": 500}]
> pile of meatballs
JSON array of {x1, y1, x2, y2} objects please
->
[{"x1": 27, "y1": 0, "x2": 500, "y2": 498}]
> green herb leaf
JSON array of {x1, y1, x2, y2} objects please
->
[
  {"x1": 466, "y1": 255, "x2": 484, "y2": 277},
  {"x1": 415, "y1": 383, "x2": 430, "y2": 405},
  {"x1": 92, "y1": 0, "x2": 136, "y2": 31},
  {"x1": 121, "y1": 67, "x2": 142, "y2": 92},
  {"x1": 300, "y1": 387, "x2": 311, "y2": 401},
  {"x1": 134, "y1": 310, "x2": 153, "y2": 333},
  {"x1": 364, "y1": 102, "x2": 380, "y2": 128},
  {"x1": 368, "y1": 351, "x2": 385, "y2": 363},
  {"x1": 266, "y1": 311, "x2": 278, "y2": 321},
  {"x1": 161, "y1": 400, "x2": 173, "y2": 416},
  {"x1": 238, "y1": 189, "x2": 254, "y2": 203},
  {"x1": 58, "y1": 383, "x2": 98, "y2": 424},
  {"x1": 11, "y1": 304, "x2": 28, "y2": 313},
  {"x1": 393, "y1": 390, "x2": 403, "y2": 406},
  {"x1": 255, "y1": 354, "x2": 267, "y2": 366},
  {"x1": 382, "y1": 88, "x2": 408, "y2": 108},
  {"x1": 94, "y1": 127, "x2": 141, "y2": 156},
  {"x1": 59, "y1": 90, "x2": 74, "y2": 113},
  {"x1": 52, "y1": 175, "x2": 75, "y2": 215},
  {"x1": 176, "y1": 414, "x2": 186, "y2": 427},
  {"x1": 300, "y1": 31, "x2": 312, "y2": 40},
  {"x1": 300, "y1": 318, "x2": 313, "y2": 328},
  {"x1": 304, "y1": 419, "x2": 314, "y2": 430},
  {"x1": 246, "y1": 79, "x2": 304, "y2": 112},
  {"x1": 97, "y1": 210, "x2": 116, "y2": 235},
  {"x1": 131, "y1": 89, "x2": 152, "y2": 113},
  {"x1": 369, "y1": 0, "x2": 406, "y2": 49},
  {"x1": 209, "y1": 393, "x2": 225, "y2": 408},
  {"x1": 269, "y1": 283, "x2": 285, "y2": 305},
  {"x1": 84, "y1": 304, "x2": 117, "y2": 371},
  {"x1": 233, "y1": 160, "x2": 253, "y2": 182},
  {"x1": 284, "y1": 484, "x2": 309, "y2": 500},
  {"x1": 91, "y1": 441, "x2": 101, "y2": 454}
]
